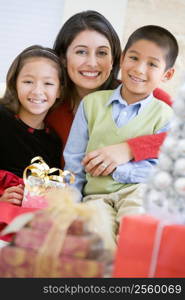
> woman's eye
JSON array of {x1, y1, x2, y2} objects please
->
[
  {"x1": 97, "y1": 50, "x2": 108, "y2": 57},
  {"x1": 76, "y1": 49, "x2": 87, "y2": 55}
]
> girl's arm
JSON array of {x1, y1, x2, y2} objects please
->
[{"x1": 0, "y1": 185, "x2": 24, "y2": 206}]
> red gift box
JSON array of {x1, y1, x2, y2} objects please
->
[{"x1": 113, "y1": 214, "x2": 185, "y2": 278}]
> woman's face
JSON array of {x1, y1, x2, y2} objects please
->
[{"x1": 66, "y1": 29, "x2": 113, "y2": 98}]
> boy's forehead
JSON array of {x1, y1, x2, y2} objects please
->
[{"x1": 126, "y1": 39, "x2": 167, "y2": 60}]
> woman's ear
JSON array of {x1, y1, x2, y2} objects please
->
[
  {"x1": 60, "y1": 56, "x2": 67, "y2": 68},
  {"x1": 162, "y1": 68, "x2": 175, "y2": 82}
]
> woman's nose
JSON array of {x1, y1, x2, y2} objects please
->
[{"x1": 86, "y1": 53, "x2": 98, "y2": 67}]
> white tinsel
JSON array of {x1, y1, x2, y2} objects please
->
[{"x1": 144, "y1": 78, "x2": 185, "y2": 224}]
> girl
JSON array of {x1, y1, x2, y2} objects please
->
[{"x1": 0, "y1": 45, "x2": 63, "y2": 205}]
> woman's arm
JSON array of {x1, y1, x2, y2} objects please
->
[
  {"x1": 127, "y1": 132, "x2": 167, "y2": 162},
  {"x1": 83, "y1": 132, "x2": 167, "y2": 176}
]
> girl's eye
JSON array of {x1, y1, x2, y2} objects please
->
[
  {"x1": 23, "y1": 80, "x2": 32, "y2": 84},
  {"x1": 45, "y1": 82, "x2": 54, "y2": 86}
]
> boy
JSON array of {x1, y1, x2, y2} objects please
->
[{"x1": 64, "y1": 25, "x2": 178, "y2": 250}]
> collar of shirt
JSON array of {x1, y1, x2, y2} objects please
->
[{"x1": 106, "y1": 84, "x2": 153, "y2": 113}]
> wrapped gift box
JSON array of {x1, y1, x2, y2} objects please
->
[
  {"x1": 113, "y1": 214, "x2": 185, "y2": 278},
  {"x1": 14, "y1": 228, "x2": 103, "y2": 259},
  {"x1": 22, "y1": 156, "x2": 75, "y2": 209},
  {"x1": 0, "y1": 246, "x2": 104, "y2": 278},
  {"x1": 0, "y1": 210, "x2": 112, "y2": 277}
]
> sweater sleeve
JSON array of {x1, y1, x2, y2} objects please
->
[
  {"x1": 127, "y1": 132, "x2": 167, "y2": 161},
  {"x1": 127, "y1": 88, "x2": 171, "y2": 161}
]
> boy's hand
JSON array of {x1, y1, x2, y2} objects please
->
[
  {"x1": 0, "y1": 184, "x2": 24, "y2": 206},
  {"x1": 82, "y1": 142, "x2": 133, "y2": 176}
]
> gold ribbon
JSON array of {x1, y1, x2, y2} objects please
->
[{"x1": 23, "y1": 156, "x2": 75, "y2": 194}]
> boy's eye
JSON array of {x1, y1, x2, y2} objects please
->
[
  {"x1": 129, "y1": 56, "x2": 138, "y2": 61},
  {"x1": 149, "y1": 62, "x2": 158, "y2": 68}
]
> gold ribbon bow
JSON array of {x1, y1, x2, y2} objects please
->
[{"x1": 23, "y1": 156, "x2": 75, "y2": 194}]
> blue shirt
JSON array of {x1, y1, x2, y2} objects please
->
[{"x1": 64, "y1": 85, "x2": 170, "y2": 193}]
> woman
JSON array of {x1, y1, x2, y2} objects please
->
[{"x1": 47, "y1": 10, "x2": 170, "y2": 174}]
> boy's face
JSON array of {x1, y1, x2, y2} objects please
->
[{"x1": 120, "y1": 39, "x2": 174, "y2": 104}]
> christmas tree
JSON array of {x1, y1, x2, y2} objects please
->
[{"x1": 144, "y1": 81, "x2": 185, "y2": 224}]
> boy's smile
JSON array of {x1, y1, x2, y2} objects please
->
[{"x1": 120, "y1": 39, "x2": 174, "y2": 104}]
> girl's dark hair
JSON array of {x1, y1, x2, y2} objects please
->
[
  {"x1": 53, "y1": 10, "x2": 121, "y2": 107},
  {"x1": 0, "y1": 45, "x2": 63, "y2": 113},
  {"x1": 123, "y1": 25, "x2": 179, "y2": 70}
]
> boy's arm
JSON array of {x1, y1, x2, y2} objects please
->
[
  {"x1": 112, "y1": 159, "x2": 157, "y2": 184},
  {"x1": 64, "y1": 102, "x2": 88, "y2": 199}
]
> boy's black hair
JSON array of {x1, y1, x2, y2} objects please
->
[{"x1": 123, "y1": 25, "x2": 179, "y2": 70}]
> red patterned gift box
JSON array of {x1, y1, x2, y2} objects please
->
[
  {"x1": 0, "y1": 246, "x2": 104, "y2": 278},
  {"x1": 113, "y1": 214, "x2": 185, "y2": 278},
  {"x1": 0, "y1": 188, "x2": 113, "y2": 278}
]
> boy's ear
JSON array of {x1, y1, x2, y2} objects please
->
[{"x1": 162, "y1": 68, "x2": 175, "y2": 82}]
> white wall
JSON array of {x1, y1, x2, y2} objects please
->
[
  {"x1": 0, "y1": 0, "x2": 127, "y2": 83},
  {"x1": 62, "y1": 0, "x2": 128, "y2": 46},
  {"x1": 0, "y1": 0, "x2": 64, "y2": 82}
]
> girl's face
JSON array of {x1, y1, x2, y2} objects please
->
[
  {"x1": 66, "y1": 29, "x2": 113, "y2": 98},
  {"x1": 16, "y1": 57, "x2": 60, "y2": 123}
]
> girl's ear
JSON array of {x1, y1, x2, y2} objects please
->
[{"x1": 162, "y1": 68, "x2": 175, "y2": 82}]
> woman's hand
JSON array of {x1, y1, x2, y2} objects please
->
[
  {"x1": 82, "y1": 142, "x2": 133, "y2": 176},
  {"x1": 0, "y1": 184, "x2": 24, "y2": 206}
]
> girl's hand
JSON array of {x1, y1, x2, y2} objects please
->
[
  {"x1": 0, "y1": 184, "x2": 24, "y2": 206},
  {"x1": 82, "y1": 142, "x2": 133, "y2": 176}
]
